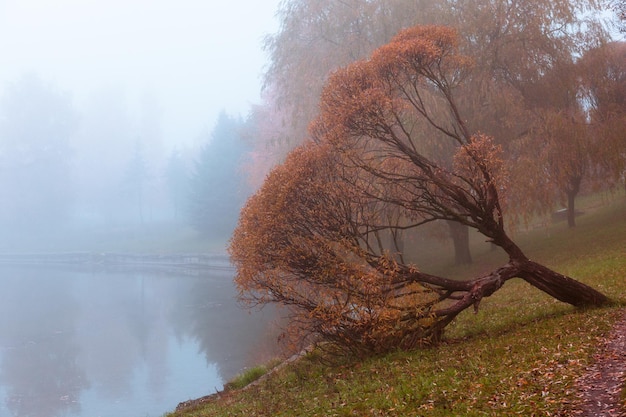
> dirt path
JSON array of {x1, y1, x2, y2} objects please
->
[{"x1": 576, "y1": 309, "x2": 626, "y2": 416}]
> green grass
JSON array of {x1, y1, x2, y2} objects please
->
[
  {"x1": 224, "y1": 358, "x2": 285, "y2": 391},
  {"x1": 225, "y1": 365, "x2": 271, "y2": 391},
  {"x1": 167, "y1": 197, "x2": 626, "y2": 417}
]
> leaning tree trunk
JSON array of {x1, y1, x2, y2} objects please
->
[
  {"x1": 493, "y1": 231, "x2": 608, "y2": 307},
  {"x1": 517, "y1": 259, "x2": 608, "y2": 306},
  {"x1": 425, "y1": 251, "x2": 608, "y2": 336}
]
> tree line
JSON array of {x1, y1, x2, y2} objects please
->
[{"x1": 0, "y1": 75, "x2": 250, "y2": 245}]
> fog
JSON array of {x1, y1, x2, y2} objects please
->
[
  {"x1": 0, "y1": 0, "x2": 281, "y2": 250},
  {"x1": 0, "y1": 4, "x2": 283, "y2": 414},
  {"x1": 0, "y1": 0, "x2": 279, "y2": 145}
]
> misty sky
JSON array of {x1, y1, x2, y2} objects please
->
[{"x1": 0, "y1": 0, "x2": 281, "y2": 148}]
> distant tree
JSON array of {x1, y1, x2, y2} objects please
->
[
  {"x1": 506, "y1": 41, "x2": 626, "y2": 228},
  {"x1": 579, "y1": 41, "x2": 626, "y2": 193},
  {"x1": 505, "y1": 59, "x2": 597, "y2": 228},
  {"x1": 438, "y1": 0, "x2": 613, "y2": 229},
  {"x1": 164, "y1": 149, "x2": 189, "y2": 219},
  {"x1": 188, "y1": 112, "x2": 250, "y2": 240},
  {"x1": 259, "y1": 0, "x2": 441, "y2": 162},
  {"x1": 70, "y1": 87, "x2": 135, "y2": 226},
  {"x1": 0, "y1": 74, "x2": 77, "y2": 233},
  {"x1": 230, "y1": 26, "x2": 608, "y2": 355},
  {"x1": 121, "y1": 142, "x2": 150, "y2": 224},
  {"x1": 530, "y1": 112, "x2": 593, "y2": 228},
  {"x1": 240, "y1": 88, "x2": 294, "y2": 190}
]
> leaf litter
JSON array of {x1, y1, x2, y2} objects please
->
[{"x1": 575, "y1": 308, "x2": 626, "y2": 416}]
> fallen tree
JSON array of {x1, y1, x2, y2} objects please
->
[{"x1": 229, "y1": 26, "x2": 608, "y2": 354}]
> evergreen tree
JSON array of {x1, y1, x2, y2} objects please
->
[
  {"x1": 0, "y1": 74, "x2": 77, "y2": 233},
  {"x1": 188, "y1": 112, "x2": 250, "y2": 240},
  {"x1": 164, "y1": 149, "x2": 189, "y2": 220},
  {"x1": 121, "y1": 141, "x2": 150, "y2": 224}
]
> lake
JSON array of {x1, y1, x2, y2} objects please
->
[{"x1": 0, "y1": 265, "x2": 278, "y2": 417}]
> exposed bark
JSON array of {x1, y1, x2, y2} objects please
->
[
  {"x1": 394, "y1": 235, "x2": 608, "y2": 348},
  {"x1": 517, "y1": 260, "x2": 608, "y2": 306},
  {"x1": 488, "y1": 232, "x2": 608, "y2": 307},
  {"x1": 427, "y1": 258, "x2": 607, "y2": 325}
]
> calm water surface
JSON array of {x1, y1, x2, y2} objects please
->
[{"x1": 0, "y1": 266, "x2": 277, "y2": 417}]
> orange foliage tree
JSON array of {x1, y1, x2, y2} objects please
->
[
  {"x1": 229, "y1": 26, "x2": 608, "y2": 355},
  {"x1": 509, "y1": 59, "x2": 600, "y2": 228},
  {"x1": 579, "y1": 41, "x2": 626, "y2": 193},
  {"x1": 253, "y1": 0, "x2": 611, "y2": 263}
]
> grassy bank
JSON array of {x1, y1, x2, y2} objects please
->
[{"x1": 168, "y1": 197, "x2": 626, "y2": 417}]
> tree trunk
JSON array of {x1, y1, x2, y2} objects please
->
[
  {"x1": 491, "y1": 230, "x2": 608, "y2": 307},
  {"x1": 392, "y1": 229, "x2": 405, "y2": 263},
  {"x1": 517, "y1": 259, "x2": 608, "y2": 306},
  {"x1": 447, "y1": 220, "x2": 472, "y2": 265},
  {"x1": 566, "y1": 190, "x2": 577, "y2": 228},
  {"x1": 566, "y1": 176, "x2": 581, "y2": 228}
]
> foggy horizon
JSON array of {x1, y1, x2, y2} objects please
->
[
  {"x1": 0, "y1": 0, "x2": 281, "y2": 150},
  {"x1": 0, "y1": 0, "x2": 283, "y2": 253}
]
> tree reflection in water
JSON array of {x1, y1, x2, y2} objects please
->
[
  {"x1": 0, "y1": 266, "x2": 277, "y2": 417},
  {"x1": 169, "y1": 269, "x2": 281, "y2": 381},
  {"x1": 0, "y1": 271, "x2": 87, "y2": 417}
]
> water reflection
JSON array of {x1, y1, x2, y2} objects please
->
[{"x1": 0, "y1": 266, "x2": 277, "y2": 417}]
